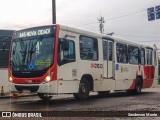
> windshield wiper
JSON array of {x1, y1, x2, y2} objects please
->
[
  {"x1": 19, "y1": 39, "x2": 28, "y2": 65},
  {"x1": 28, "y1": 37, "x2": 43, "y2": 61}
]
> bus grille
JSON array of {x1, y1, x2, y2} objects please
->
[{"x1": 15, "y1": 86, "x2": 39, "y2": 92}]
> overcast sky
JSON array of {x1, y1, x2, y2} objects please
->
[{"x1": 0, "y1": 0, "x2": 160, "y2": 48}]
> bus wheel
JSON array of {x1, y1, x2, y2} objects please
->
[
  {"x1": 73, "y1": 79, "x2": 90, "y2": 100},
  {"x1": 38, "y1": 93, "x2": 52, "y2": 101},
  {"x1": 98, "y1": 91, "x2": 110, "y2": 97},
  {"x1": 134, "y1": 78, "x2": 142, "y2": 95}
]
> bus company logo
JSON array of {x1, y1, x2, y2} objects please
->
[
  {"x1": 25, "y1": 79, "x2": 33, "y2": 84},
  {"x1": 2, "y1": 112, "x2": 11, "y2": 117},
  {"x1": 91, "y1": 63, "x2": 103, "y2": 68}
]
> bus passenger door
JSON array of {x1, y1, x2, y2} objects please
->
[
  {"x1": 103, "y1": 40, "x2": 108, "y2": 80},
  {"x1": 108, "y1": 41, "x2": 114, "y2": 79},
  {"x1": 102, "y1": 39, "x2": 115, "y2": 90}
]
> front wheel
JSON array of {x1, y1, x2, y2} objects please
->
[
  {"x1": 73, "y1": 79, "x2": 90, "y2": 100},
  {"x1": 38, "y1": 93, "x2": 52, "y2": 102}
]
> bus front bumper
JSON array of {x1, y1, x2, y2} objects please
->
[{"x1": 10, "y1": 80, "x2": 58, "y2": 94}]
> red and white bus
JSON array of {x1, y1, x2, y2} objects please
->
[
  {"x1": 9, "y1": 25, "x2": 158, "y2": 101},
  {"x1": 0, "y1": 30, "x2": 14, "y2": 96}
]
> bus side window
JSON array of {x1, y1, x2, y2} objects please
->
[
  {"x1": 149, "y1": 49, "x2": 153, "y2": 65},
  {"x1": 140, "y1": 48, "x2": 145, "y2": 65},
  {"x1": 154, "y1": 50, "x2": 157, "y2": 66},
  {"x1": 109, "y1": 42, "x2": 113, "y2": 61},
  {"x1": 103, "y1": 40, "x2": 108, "y2": 60},
  {"x1": 116, "y1": 43, "x2": 128, "y2": 63},
  {"x1": 80, "y1": 36, "x2": 98, "y2": 61},
  {"x1": 58, "y1": 39, "x2": 76, "y2": 65},
  {"x1": 128, "y1": 46, "x2": 139, "y2": 65},
  {"x1": 146, "y1": 48, "x2": 153, "y2": 65},
  {"x1": 146, "y1": 49, "x2": 149, "y2": 65},
  {"x1": 64, "y1": 41, "x2": 75, "y2": 60}
]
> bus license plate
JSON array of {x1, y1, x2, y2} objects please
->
[{"x1": 22, "y1": 90, "x2": 31, "y2": 94}]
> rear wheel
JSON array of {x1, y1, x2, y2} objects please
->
[
  {"x1": 38, "y1": 93, "x2": 52, "y2": 102},
  {"x1": 74, "y1": 79, "x2": 90, "y2": 100},
  {"x1": 127, "y1": 78, "x2": 142, "y2": 95},
  {"x1": 134, "y1": 78, "x2": 142, "y2": 95}
]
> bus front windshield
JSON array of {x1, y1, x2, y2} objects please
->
[{"x1": 11, "y1": 36, "x2": 55, "y2": 71}]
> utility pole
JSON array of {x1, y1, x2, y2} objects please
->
[
  {"x1": 97, "y1": 16, "x2": 105, "y2": 34},
  {"x1": 52, "y1": 0, "x2": 56, "y2": 24}
]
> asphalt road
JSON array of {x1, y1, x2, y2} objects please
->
[{"x1": 0, "y1": 86, "x2": 160, "y2": 120}]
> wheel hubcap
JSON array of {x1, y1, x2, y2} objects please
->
[{"x1": 81, "y1": 85, "x2": 86, "y2": 93}]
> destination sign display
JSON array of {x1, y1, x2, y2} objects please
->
[{"x1": 14, "y1": 26, "x2": 56, "y2": 39}]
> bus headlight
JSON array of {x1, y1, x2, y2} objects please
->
[
  {"x1": 43, "y1": 72, "x2": 54, "y2": 83},
  {"x1": 9, "y1": 76, "x2": 13, "y2": 82},
  {"x1": 45, "y1": 76, "x2": 51, "y2": 82}
]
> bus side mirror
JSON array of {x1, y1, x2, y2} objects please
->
[{"x1": 63, "y1": 39, "x2": 69, "y2": 51}]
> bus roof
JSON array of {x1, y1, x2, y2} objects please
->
[
  {"x1": 13, "y1": 24, "x2": 156, "y2": 50},
  {"x1": 60, "y1": 25, "x2": 156, "y2": 49},
  {"x1": 60, "y1": 24, "x2": 103, "y2": 39}
]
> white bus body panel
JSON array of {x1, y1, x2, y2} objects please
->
[
  {"x1": 39, "y1": 80, "x2": 79, "y2": 94},
  {"x1": 58, "y1": 27, "x2": 103, "y2": 92},
  {"x1": 115, "y1": 64, "x2": 138, "y2": 90},
  {"x1": 0, "y1": 69, "x2": 10, "y2": 94}
]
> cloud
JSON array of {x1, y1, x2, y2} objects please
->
[{"x1": 0, "y1": 0, "x2": 160, "y2": 47}]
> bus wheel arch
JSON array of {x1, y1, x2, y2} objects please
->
[
  {"x1": 74, "y1": 74, "x2": 93, "y2": 99},
  {"x1": 81, "y1": 74, "x2": 93, "y2": 91}
]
